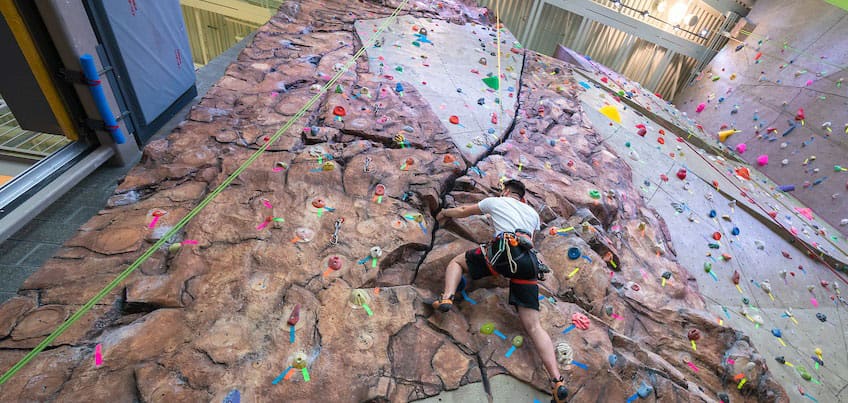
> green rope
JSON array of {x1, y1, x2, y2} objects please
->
[{"x1": 0, "y1": 0, "x2": 409, "y2": 385}]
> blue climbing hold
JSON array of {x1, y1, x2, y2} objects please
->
[
  {"x1": 709, "y1": 209, "x2": 717, "y2": 218},
  {"x1": 223, "y1": 390, "x2": 241, "y2": 403},
  {"x1": 395, "y1": 83, "x2": 404, "y2": 93},
  {"x1": 567, "y1": 247, "x2": 581, "y2": 260},
  {"x1": 608, "y1": 354, "x2": 618, "y2": 367},
  {"x1": 637, "y1": 383, "x2": 654, "y2": 398},
  {"x1": 771, "y1": 328, "x2": 782, "y2": 338},
  {"x1": 731, "y1": 227, "x2": 740, "y2": 235}
]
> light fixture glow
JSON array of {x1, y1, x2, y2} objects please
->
[{"x1": 668, "y1": 1, "x2": 688, "y2": 24}]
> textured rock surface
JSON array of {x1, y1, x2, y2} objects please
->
[{"x1": 0, "y1": 1, "x2": 787, "y2": 402}]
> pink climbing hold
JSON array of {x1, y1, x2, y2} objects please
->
[
  {"x1": 756, "y1": 155, "x2": 769, "y2": 166},
  {"x1": 736, "y1": 143, "x2": 747, "y2": 154},
  {"x1": 695, "y1": 103, "x2": 706, "y2": 113}
]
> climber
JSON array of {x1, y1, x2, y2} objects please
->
[{"x1": 430, "y1": 179, "x2": 568, "y2": 403}]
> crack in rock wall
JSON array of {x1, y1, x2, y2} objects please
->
[{"x1": 0, "y1": 1, "x2": 786, "y2": 402}]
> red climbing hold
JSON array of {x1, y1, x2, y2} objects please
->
[
  {"x1": 687, "y1": 329, "x2": 701, "y2": 341},
  {"x1": 732, "y1": 270, "x2": 740, "y2": 285},
  {"x1": 333, "y1": 106, "x2": 346, "y2": 117},
  {"x1": 657, "y1": 137, "x2": 665, "y2": 145},
  {"x1": 660, "y1": 174, "x2": 669, "y2": 182},
  {"x1": 572, "y1": 313, "x2": 590, "y2": 330},
  {"x1": 713, "y1": 232, "x2": 722, "y2": 241},
  {"x1": 449, "y1": 115, "x2": 460, "y2": 125},
  {"x1": 328, "y1": 256, "x2": 343, "y2": 270},
  {"x1": 312, "y1": 198, "x2": 326, "y2": 209},
  {"x1": 676, "y1": 168, "x2": 687, "y2": 180},
  {"x1": 287, "y1": 304, "x2": 301, "y2": 326},
  {"x1": 637, "y1": 128, "x2": 647, "y2": 137}
]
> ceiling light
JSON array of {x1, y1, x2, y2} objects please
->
[
  {"x1": 700, "y1": 29, "x2": 709, "y2": 37},
  {"x1": 668, "y1": 1, "x2": 688, "y2": 24}
]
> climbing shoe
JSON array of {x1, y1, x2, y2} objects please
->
[
  {"x1": 427, "y1": 295, "x2": 454, "y2": 312},
  {"x1": 551, "y1": 377, "x2": 568, "y2": 403}
]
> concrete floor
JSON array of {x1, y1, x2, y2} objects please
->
[
  {"x1": 576, "y1": 71, "x2": 848, "y2": 402},
  {"x1": 0, "y1": 33, "x2": 255, "y2": 303}
]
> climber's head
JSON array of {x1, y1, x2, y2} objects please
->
[{"x1": 502, "y1": 179, "x2": 527, "y2": 202}]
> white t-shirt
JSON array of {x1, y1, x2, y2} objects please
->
[{"x1": 478, "y1": 197, "x2": 540, "y2": 236}]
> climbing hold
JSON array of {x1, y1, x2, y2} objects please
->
[
  {"x1": 637, "y1": 128, "x2": 647, "y2": 137},
  {"x1": 712, "y1": 232, "x2": 721, "y2": 240},
  {"x1": 332, "y1": 106, "x2": 346, "y2": 117},
  {"x1": 661, "y1": 271, "x2": 672, "y2": 280},
  {"x1": 608, "y1": 354, "x2": 618, "y2": 367},
  {"x1": 571, "y1": 313, "x2": 590, "y2": 330},
  {"x1": 757, "y1": 155, "x2": 768, "y2": 166},
  {"x1": 482, "y1": 76, "x2": 500, "y2": 90},
  {"x1": 687, "y1": 329, "x2": 701, "y2": 341},
  {"x1": 731, "y1": 227, "x2": 740, "y2": 235},
  {"x1": 567, "y1": 247, "x2": 581, "y2": 260},
  {"x1": 311, "y1": 198, "x2": 326, "y2": 209},
  {"x1": 676, "y1": 168, "x2": 687, "y2": 180},
  {"x1": 328, "y1": 256, "x2": 343, "y2": 271},
  {"x1": 657, "y1": 137, "x2": 665, "y2": 145},
  {"x1": 599, "y1": 105, "x2": 622, "y2": 123},
  {"x1": 511, "y1": 335, "x2": 524, "y2": 348},
  {"x1": 449, "y1": 115, "x2": 460, "y2": 125},
  {"x1": 589, "y1": 190, "x2": 601, "y2": 199},
  {"x1": 709, "y1": 210, "x2": 717, "y2": 218},
  {"x1": 718, "y1": 129, "x2": 738, "y2": 142},
  {"x1": 736, "y1": 143, "x2": 747, "y2": 154},
  {"x1": 816, "y1": 313, "x2": 827, "y2": 322}
]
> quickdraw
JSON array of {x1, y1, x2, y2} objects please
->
[{"x1": 329, "y1": 218, "x2": 344, "y2": 246}]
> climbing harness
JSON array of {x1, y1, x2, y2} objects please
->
[{"x1": 483, "y1": 230, "x2": 548, "y2": 281}]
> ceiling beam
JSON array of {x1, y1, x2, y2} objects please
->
[
  {"x1": 545, "y1": 0, "x2": 709, "y2": 60},
  {"x1": 697, "y1": 0, "x2": 752, "y2": 16},
  {"x1": 180, "y1": 0, "x2": 273, "y2": 26}
]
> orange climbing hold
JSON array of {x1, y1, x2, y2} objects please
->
[{"x1": 449, "y1": 115, "x2": 459, "y2": 124}]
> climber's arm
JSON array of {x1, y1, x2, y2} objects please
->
[{"x1": 436, "y1": 203, "x2": 483, "y2": 221}]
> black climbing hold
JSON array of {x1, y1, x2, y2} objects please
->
[
  {"x1": 816, "y1": 313, "x2": 827, "y2": 322},
  {"x1": 718, "y1": 392, "x2": 730, "y2": 403},
  {"x1": 775, "y1": 356, "x2": 786, "y2": 364}
]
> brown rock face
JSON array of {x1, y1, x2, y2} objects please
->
[{"x1": 0, "y1": 1, "x2": 785, "y2": 402}]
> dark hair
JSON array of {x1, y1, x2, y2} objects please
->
[{"x1": 503, "y1": 179, "x2": 526, "y2": 198}]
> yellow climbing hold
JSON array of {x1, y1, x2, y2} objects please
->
[{"x1": 599, "y1": 105, "x2": 622, "y2": 124}]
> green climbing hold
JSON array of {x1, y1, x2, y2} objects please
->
[
  {"x1": 480, "y1": 322, "x2": 495, "y2": 335},
  {"x1": 797, "y1": 366, "x2": 812, "y2": 381},
  {"x1": 589, "y1": 190, "x2": 601, "y2": 199},
  {"x1": 512, "y1": 335, "x2": 524, "y2": 348},
  {"x1": 335, "y1": 84, "x2": 343, "y2": 94},
  {"x1": 412, "y1": 41, "x2": 420, "y2": 47},
  {"x1": 395, "y1": 66, "x2": 404, "y2": 73},
  {"x1": 704, "y1": 262, "x2": 712, "y2": 272},
  {"x1": 482, "y1": 76, "x2": 500, "y2": 90}
]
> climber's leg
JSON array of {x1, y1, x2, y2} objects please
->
[
  {"x1": 518, "y1": 306, "x2": 568, "y2": 402},
  {"x1": 439, "y1": 252, "x2": 467, "y2": 302}
]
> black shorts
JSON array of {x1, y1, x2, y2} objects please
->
[{"x1": 465, "y1": 246, "x2": 539, "y2": 311}]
